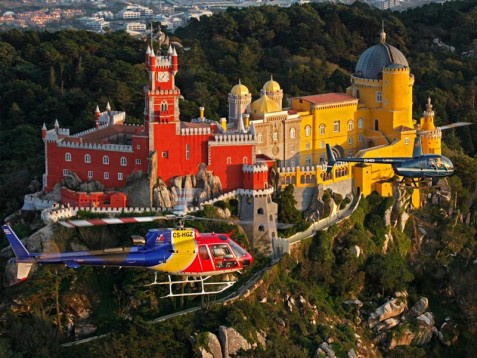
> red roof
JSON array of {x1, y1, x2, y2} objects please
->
[{"x1": 297, "y1": 93, "x2": 357, "y2": 105}]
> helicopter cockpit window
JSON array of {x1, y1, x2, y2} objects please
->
[
  {"x1": 429, "y1": 158, "x2": 437, "y2": 169},
  {"x1": 228, "y1": 240, "x2": 248, "y2": 258},
  {"x1": 199, "y1": 246, "x2": 210, "y2": 260}
]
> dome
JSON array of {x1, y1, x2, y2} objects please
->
[
  {"x1": 231, "y1": 81, "x2": 249, "y2": 96},
  {"x1": 355, "y1": 30, "x2": 408, "y2": 80},
  {"x1": 263, "y1": 76, "x2": 281, "y2": 92},
  {"x1": 251, "y1": 95, "x2": 281, "y2": 115}
]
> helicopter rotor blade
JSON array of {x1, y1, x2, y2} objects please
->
[
  {"x1": 438, "y1": 122, "x2": 473, "y2": 131},
  {"x1": 59, "y1": 215, "x2": 175, "y2": 228}
]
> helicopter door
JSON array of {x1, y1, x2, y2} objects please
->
[
  {"x1": 198, "y1": 245, "x2": 214, "y2": 273},
  {"x1": 210, "y1": 244, "x2": 238, "y2": 269}
]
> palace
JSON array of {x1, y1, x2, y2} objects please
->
[{"x1": 41, "y1": 28, "x2": 440, "y2": 211}]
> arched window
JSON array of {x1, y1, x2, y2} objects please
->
[
  {"x1": 358, "y1": 118, "x2": 364, "y2": 129},
  {"x1": 319, "y1": 124, "x2": 325, "y2": 135},
  {"x1": 258, "y1": 225, "x2": 265, "y2": 231},
  {"x1": 65, "y1": 153, "x2": 72, "y2": 162},
  {"x1": 305, "y1": 125, "x2": 311, "y2": 137},
  {"x1": 120, "y1": 157, "x2": 127, "y2": 166},
  {"x1": 348, "y1": 137, "x2": 353, "y2": 145},
  {"x1": 272, "y1": 131, "x2": 278, "y2": 141},
  {"x1": 84, "y1": 154, "x2": 91, "y2": 163},
  {"x1": 348, "y1": 120, "x2": 354, "y2": 131},
  {"x1": 290, "y1": 128, "x2": 296, "y2": 139},
  {"x1": 257, "y1": 133, "x2": 263, "y2": 144},
  {"x1": 161, "y1": 101, "x2": 168, "y2": 112},
  {"x1": 243, "y1": 156, "x2": 248, "y2": 164},
  {"x1": 376, "y1": 91, "x2": 382, "y2": 103},
  {"x1": 257, "y1": 208, "x2": 264, "y2": 214},
  {"x1": 186, "y1": 144, "x2": 190, "y2": 160},
  {"x1": 374, "y1": 119, "x2": 379, "y2": 131},
  {"x1": 103, "y1": 155, "x2": 109, "y2": 165},
  {"x1": 305, "y1": 155, "x2": 311, "y2": 166}
]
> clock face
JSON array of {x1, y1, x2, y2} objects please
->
[{"x1": 157, "y1": 72, "x2": 170, "y2": 82}]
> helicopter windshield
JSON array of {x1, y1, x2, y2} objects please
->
[
  {"x1": 440, "y1": 156, "x2": 454, "y2": 171},
  {"x1": 229, "y1": 240, "x2": 248, "y2": 258}
]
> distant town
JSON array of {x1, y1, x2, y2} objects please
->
[{"x1": 0, "y1": 0, "x2": 449, "y2": 35}]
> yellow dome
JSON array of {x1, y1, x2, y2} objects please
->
[
  {"x1": 251, "y1": 95, "x2": 281, "y2": 115},
  {"x1": 263, "y1": 78, "x2": 281, "y2": 92},
  {"x1": 231, "y1": 82, "x2": 249, "y2": 96}
]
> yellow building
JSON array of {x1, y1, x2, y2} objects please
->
[{"x1": 226, "y1": 29, "x2": 438, "y2": 199}]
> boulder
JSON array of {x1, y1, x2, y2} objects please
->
[
  {"x1": 218, "y1": 326, "x2": 251, "y2": 358},
  {"x1": 313, "y1": 342, "x2": 336, "y2": 358},
  {"x1": 196, "y1": 332, "x2": 222, "y2": 358},
  {"x1": 437, "y1": 321, "x2": 459, "y2": 347},
  {"x1": 388, "y1": 326, "x2": 415, "y2": 350},
  {"x1": 402, "y1": 297, "x2": 428, "y2": 321},
  {"x1": 374, "y1": 317, "x2": 400, "y2": 332},
  {"x1": 368, "y1": 298, "x2": 407, "y2": 328},
  {"x1": 350, "y1": 245, "x2": 361, "y2": 258},
  {"x1": 411, "y1": 312, "x2": 435, "y2": 346}
]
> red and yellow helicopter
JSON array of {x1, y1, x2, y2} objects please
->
[{"x1": 1, "y1": 215, "x2": 253, "y2": 297}]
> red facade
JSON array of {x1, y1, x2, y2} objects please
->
[{"x1": 43, "y1": 45, "x2": 269, "y2": 205}]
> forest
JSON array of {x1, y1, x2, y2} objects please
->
[{"x1": 1, "y1": 0, "x2": 477, "y2": 356}]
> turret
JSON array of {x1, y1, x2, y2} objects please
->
[
  {"x1": 199, "y1": 106, "x2": 205, "y2": 121},
  {"x1": 95, "y1": 105, "x2": 100, "y2": 128},
  {"x1": 149, "y1": 46, "x2": 156, "y2": 68},
  {"x1": 42, "y1": 123, "x2": 47, "y2": 139},
  {"x1": 54, "y1": 119, "x2": 59, "y2": 134},
  {"x1": 220, "y1": 118, "x2": 227, "y2": 133},
  {"x1": 171, "y1": 46, "x2": 178, "y2": 75}
]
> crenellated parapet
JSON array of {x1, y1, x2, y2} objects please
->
[
  {"x1": 180, "y1": 127, "x2": 212, "y2": 135},
  {"x1": 243, "y1": 162, "x2": 268, "y2": 173},
  {"x1": 236, "y1": 187, "x2": 274, "y2": 197},
  {"x1": 420, "y1": 128, "x2": 442, "y2": 140},
  {"x1": 57, "y1": 141, "x2": 133, "y2": 153},
  {"x1": 154, "y1": 55, "x2": 172, "y2": 68},
  {"x1": 146, "y1": 88, "x2": 180, "y2": 96},
  {"x1": 211, "y1": 133, "x2": 255, "y2": 145}
]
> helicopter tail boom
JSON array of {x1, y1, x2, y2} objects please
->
[{"x1": 326, "y1": 144, "x2": 336, "y2": 173}]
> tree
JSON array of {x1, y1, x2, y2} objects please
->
[{"x1": 364, "y1": 253, "x2": 414, "y2": 295}]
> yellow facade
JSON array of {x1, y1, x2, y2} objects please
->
[{"x1": 228, "y1": 30, "x2": 439, "y2": 202}]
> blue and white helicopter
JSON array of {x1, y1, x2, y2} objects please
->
[{"x1": 326, "y1": 123, "x2": 471, "y2": 186}]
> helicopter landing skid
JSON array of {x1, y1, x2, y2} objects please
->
[{"x1": 146, "y1": 273, "x2": 237, "y2": 298}]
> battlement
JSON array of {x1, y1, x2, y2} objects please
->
[
  {"x1": 154, "y1": 55, "x2": 172, "y2": 68},
  {"x1": 420, "y1": 129, "x2": 442, "y2": 140},
  {"x1": 236, "y1": 187, "x2": 274, "y2": 197},
  {"x1": 147, "y1": 89, "x2": 180, "y2": 95},
  {"x1": 57, "y1": 141, "x2": 133, "y2": 153},
  {"x1": 44, "y1": 128, "x2": 70, "y2": 141},
  {"x1": 97, "y1": 111, "x2": 126, "y2": 126},
  {"x1": 180, "y1": 127, "x2": 212, "y2": 135},
  {"x1": 383, "y1": 66, "x2": 409, "y2": 73},
  {"x1": 211, "y1": 133, "x2": 255, "y2": 145},
  {"x1": 243, "y1": 162, "x2": 269, "y2": 173}
]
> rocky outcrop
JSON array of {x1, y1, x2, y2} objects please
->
[
  {"x1": 436, "y1": 320, "x2": 459, "y2": 347},
  {"x1": 153, "y1": 178, "x2": 175, "y2": 209},
  {"x1": 368, "y1": 298, "x2": 408, "y2": 328},
  {"x1": 402, "y1": 297, "x2": 428, "y2": 321},
  {"x1": 314, "y1": 342, "x2": 336, "y2": 358},
  {"x1": 218, "y1": 326, "x2": 252, "y2": 358},
  {"x1": 194, "y1": 332, "x2": 223, "y2": 358}
]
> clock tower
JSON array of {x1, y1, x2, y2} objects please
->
[{"x1": 144, "y1": 44, "x2": 180, "y2": 127}]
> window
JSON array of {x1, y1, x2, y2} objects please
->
[
  {"x1": 348, "y1": 137, "x2": 353, "y2": 145},
  {"x1": 243, "y1": 156, "x2": 248, "y2": 164},
  {"x1": 376, "y1": 91, "x2": 382, "y2": 102},
  {"x1": 257, "y1": 133, "x2": 263, "y2": 144},
  {"x1": 136, "y1": 159, "x2": 141, "y2": 165},
  {"x1": 348, "y1": 151, "x2": 354, "y2": 157},
  {"x1": 160, "y1": 101, "x2": 168, "y2": 112},
  {"x1": 358, "y1": 135, "x2": 363, "y2": 143},
  {"x1": 348, "y1": 120, "x2": 354, "y2": 131},
  {"x1": 358, "y1": 118, "x2": 364, "y2": 129},
  {"x1": 63, "y1": 169, "x2": 68, "y2": 176},
  {"x1": 405, "y1": 137, "x2": 410, "y2": 144},
  {"x1": 257, "y1": 208, "x2": 264, "y2": 214},
  {"x1": 199, "y1": 246, "x2": 210, "y2": 260},
  {"x1": 319, "y1": 124, "x2": 325, "y2": 135},
  {"x1": 258, "y1": 225, "x2": 265, "y2": 231},
  {"x1": 306, "y1": 142, "x2": 310, "y2": 150},
  {"x1": 227, "y1": 157, "x2": 232, "y2": 164},
  {"x1": 120, "y1": 157, "x2": 127, "y2": 166},
  {"x1": 137, "y1": 144, "x2": 141, "y2": 149},
  {"x1": 333, "y1": 121, "x2": 340, "y2": 132},
  {"x1": 374, "y1": 119, "x2": 379, "y2": 131},
  {"x1": 103, "y1": 155, "x2": 109, "y2": 165},
  {"x1": 85, "y1": 154, "x2": 91, "y2": 163},
  {"x1": 104, "y1": 172, "x2": 109, "y2": 180},
  {"x1": 290, "y1": 128, "x2": 296, "y2": 139},
  {"x1": 320, "y1": 154, "x2": 325, "y2": 163},
  {"x1": 305, "y1": 155, "x2": 311, "y2": 166},
  {"x1": 305, "y1": 125, "x2": 311, "y2": 137},
  {"x1": 65, "y1": 153, "x2": 72, "y2": 162},
  {"x1": 320, "y1": 141, "x2": 325, "y2": 149},
  {"x1": 272, "y1": 131, "x2": 278, "y2": 141},
  {"x1": 291, "y1": 145, "x2": 295, "y2": 153},
  {"x1": 161, "y1": 152, "x2": 168, "y2": 158},
  {"x1": 186, "y1": 144, "x2": 190, "y2": 160},
  {"x1": 118, "y1": 173, "x2": 123, "y2": 180},
  {"x1": 88, "y1": 171, "x2": 93, "y2": 179}
]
